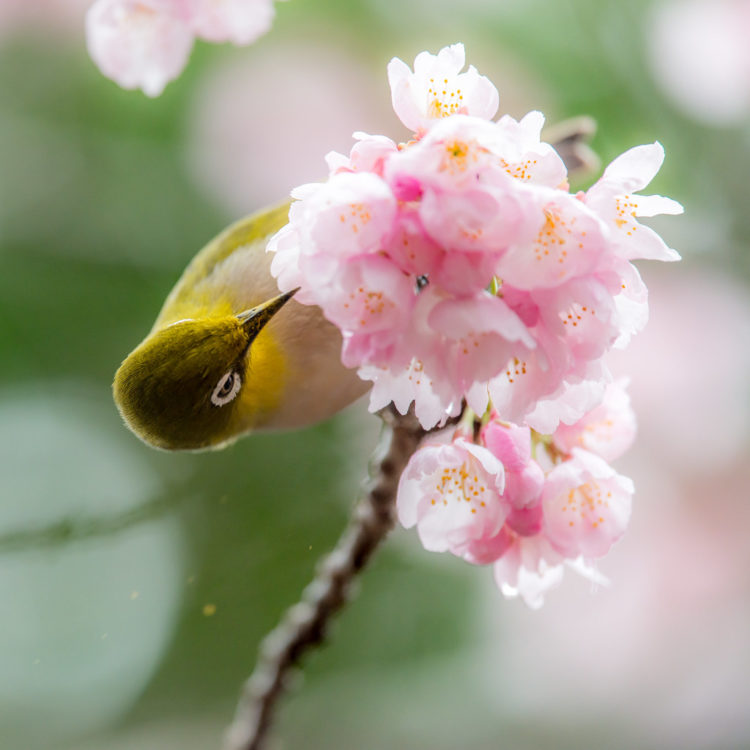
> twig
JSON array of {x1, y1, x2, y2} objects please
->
[
  {"x1": 0, "y1": 492, "x2": 184, "y2": 556},
  {"x1": 222, "y1": 406, "x2": 427, "y2": 750},
  {"x1": 546, "y1": 115, "x2": 600, "y2": 176}
]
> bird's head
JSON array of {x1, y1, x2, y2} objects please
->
[{"x1": 113, "y1": 290, "x2": 296, "y2": 451}]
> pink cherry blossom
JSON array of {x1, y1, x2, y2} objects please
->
[
  {"x1": 534, "y1": 275, "x2": 621, "y2": 363},
  {"x1": 492, "y1": 534, "x2": 565, "y2": 609},
  {"x1": 187, "y1": 0, "x2": 274, "y2": 45},
  {"x1": 86, "y1": 0, "x2": 193, "y2": 97},
  {"x1": 385, "y1": 115, "x2": 542, "y2": 254},
  {"x1": 266, "y1": 43, "x2": 680, "y2": 608},
  {"x1": 362, "y1": 358, "x2": 462, "y2": 431},
  {"x1": 552, "y1": 379, "x2": 637, "y2": 462},
  {"x1": 269, "y1": 45, "x2": 681, "y2": 431},
  {"x1": 523, "y1": 358, "x2": 609, "y2": 435},
  {"x1": 358, "y1": 288, "x2": 535, "y2": 430},
  {"x1": 482, "y1": 421, "x2": 544, "y2": 512},
  {"x1": 329, "y1": 255, "x2": 416, "y2": 370},
  {"x1": 542, "y1": 448, "x2": 633, "y2": 559},
  {"x1": 86, "y1": 0, "x2": 277, "y2": 96},
  {"x1": 492, "y1": 533, "x2": 609, "y2": 609},
  {"x1": 386, "y1": 115, "x2": 506, "y2": 192},
  {"x1": 584, "y1": 143, "x2": 683, "y2": 263},
  {"x1": 477, "y1": 299, "x2": 607, "y2": 429},
  {"x1": 387, "y1": 43, "x2": 499, "y2": 133},
  {"x1": 495, "y1": 186, "x2": 609, "y2": 290},
  {"x1": 397, "y1": 438, "x2": 506, "y2": 557},
  {"x1": 269, "y1": 170, "x2": 398, "y2": 297},
  {"x1": 426, "y1": 292, "x2": 535, "y2": 393},
  {"x1": 326, "y1": 132, "x2": 399, "y2": 178},
  {"x1": 492, "y1": 111, "x2": 568, "y2": 189}
]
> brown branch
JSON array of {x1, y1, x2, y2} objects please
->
[
  {"x1": 545, "y1": 115, "x2": 600, "y2": 176},
  {"x1": 0, "y1": 492, "x2": 184, "y2": 555},
  {"x1": 222, "y1": 406, "x2": 427, "y2": 750},
  {"x1": 220, "y1": 117, "x2": 599, "y2": 750}
]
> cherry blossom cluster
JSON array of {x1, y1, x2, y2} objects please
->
[
  {"x1": 399, "y1": 381, "x2": 636, "y2": 608},
  {"x1": 269, "y1": 43, "x2": 681, "y2": 605},
  {"x1": 86, "y1": 0, "x2": 276, "y2": 96},
  {"x1": 269, "y1": 43, "x2": 681, "y2": 433}
]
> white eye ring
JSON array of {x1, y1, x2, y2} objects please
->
[{"x1": 211, "y1": 370, "x2": 241, "y2": 407}]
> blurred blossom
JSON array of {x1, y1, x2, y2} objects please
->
[
  {"x1": 186, "y1": 41, "x2": 394, "y2": 213},
  {"x1": 552, "y1": 379, "x2": 637, "y2": 462},
  {"x1": 609, "y1": 265, "x2": 750, "y2": 475},
  {"x1": 478, "y1": 454, "x2": 750, "y2": 747},
  {"x1": 0, "y1": 388, "x2": 185, "y2": 749},
  {"x1": 86, "y1": 0, "x2": 194, "y2": 97},
  {"x1": 648, "y1": 0, "x2": 750, "y2": 125},
  {"x1": 85, "y1": 0, "x2": 277, "y2": 96},
  {"x1": 0, "y1": 0, "x2": 90, "y2": 39}
]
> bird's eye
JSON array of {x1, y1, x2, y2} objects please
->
[{"x1": 211, "y1": 370, "x2": 241, "y2": 407}]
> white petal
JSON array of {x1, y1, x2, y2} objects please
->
[
  {"x1": 600, "y1": 142, "x2": 665, "y2": 193},
  {"x1": 635, "y1": 194, "x2": 684, "y2": 217}
]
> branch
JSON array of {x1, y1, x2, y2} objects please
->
[
  {"x1": 0, "y1": 492, "x2": 183, "y2": 556},
  {"x1": 222, "y1": 406, "x2": 427, "y2": 750},
  {"x1": 546, "y1": 115, "x2": 600, "y2": 175}
]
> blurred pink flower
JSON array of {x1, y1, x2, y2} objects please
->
[
  {"x1": 542, "y1": 448, "x2": 633, "y2": 559},
  {"x1": 86, "y1": 0, "x2": 193, "y2": 97},
  {"x1": 480, "y1": 459, "x2": 750, "y2": 738},
  {"x1": 552, "y1": 379, "x2": 637, "y2": 462},
  {"x1": 609, "y1": 266, "x2": 750, "y2": 475},
  {"x1": 648, "y1": 0, "x2": 750, "y2": 125},
  {"x1": 186, "y1": 43, "x2": 395, "y2": 213},
  {"x1": 85, "y1": 0, "x2": 276, "y2": 96},
  {"x1": 188, "y1": 0, "x2": 273, "y2": 45},
  {"x1": 491, "y1": 535, "x2": 567, "y2": 609}
]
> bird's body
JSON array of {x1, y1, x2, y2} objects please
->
[{"x1": 113, "y1": 202, "x2": 368, "y2": 450}]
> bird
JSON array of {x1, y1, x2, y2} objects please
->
[{"x1": 113, "y1": 201, "x2": 368, "y2": 451}]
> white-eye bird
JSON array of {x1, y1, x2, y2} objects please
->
[{"x1": 113, "y1": 202, "x2": 368, "y2": 451}]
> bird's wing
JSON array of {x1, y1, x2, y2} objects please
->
[{"x1": 153, "y1": 200, "x2": 291, "y2": 330}]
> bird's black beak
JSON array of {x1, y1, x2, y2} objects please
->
[{"x1": 237, "y1": 287, "x2": 299, "y2": 341}]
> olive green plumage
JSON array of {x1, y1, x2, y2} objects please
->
[{"x1": 113, "y1": 202, "x2": 368, "y2": 451}]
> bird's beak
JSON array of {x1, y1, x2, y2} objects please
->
[{"x1": 237, "y1": 287, "x2": 299, "y2": 340}]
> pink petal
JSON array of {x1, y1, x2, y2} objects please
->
[
  {"x1": 188, "y1": 0, "x2": 274, "y2": 45},
  {"x1": 396, "y1": 439, "x2": 507, "y2": 553},
  {"x1": 497, "y1": 187, "x2": 609, "y2": 290},
  {"x1": 552, "y1": 379, "x2": 637, "y2": 462},
  {"x1": 542, "y1": 449, "x2": 634, "y2": 558},
  {"x1": 387, "y1": 43, "x2": 499, "y2": 133},
  {"x1": 482, "y1": 421, "x2": 532, "y2": 470},
  {"x1": 86, "y1": 0, "x2": 194, "y2": 97},
  {"x1": 597, "y1": 142, "x2": 665, "y2": 195}
]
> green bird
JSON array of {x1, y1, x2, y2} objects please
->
[{"x1": 113, "y1": 202, "x2": 368, "y2": 451}]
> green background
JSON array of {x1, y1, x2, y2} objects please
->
[{"x1": 1, "y1": 1, "x2": 749, "y2": 749}]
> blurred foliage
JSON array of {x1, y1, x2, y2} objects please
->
[{"x1": 1, "y1": 1, "x2": 749, "y2": 749}]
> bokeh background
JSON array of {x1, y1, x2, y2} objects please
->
[{"x1": 2, "y1": 0, "x2": 750, "y2": 748}]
